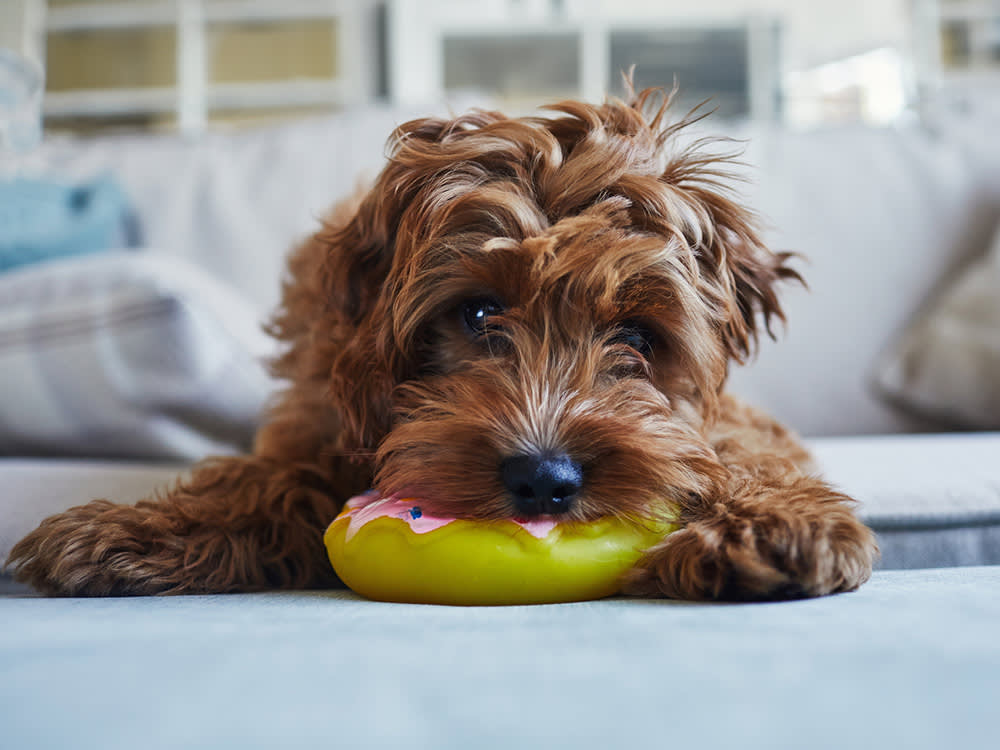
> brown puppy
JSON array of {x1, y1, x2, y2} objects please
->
[{"x1": 7, "y1": 89, "x2": 877, "y2": 600}]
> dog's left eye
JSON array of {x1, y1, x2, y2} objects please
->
[
  {"x1": 611, "y1": 321, "x2": 656, "y2": 359},
  {"x1": 460, "y1": 297, "x2": 505, "y2": 337}
]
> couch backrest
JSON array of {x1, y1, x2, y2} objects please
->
[
  {"x1": 21, "y1": 100, "x2": 1000, "y2": 437},
  {"x1": 728, "y1": 111, "x2": 1000, "y2": 435}
]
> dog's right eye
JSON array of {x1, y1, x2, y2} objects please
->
[{"x1": 460, "y1": 297, "x2": 505, "y2": 337}]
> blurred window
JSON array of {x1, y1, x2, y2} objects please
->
[
  {"x1": 444, "y1": 34, "x2": 578, "y2": 103},
  {"x1": 609, "y1": 29, "x2": 750, "y2": 118}
]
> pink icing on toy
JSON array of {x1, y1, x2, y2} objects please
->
[{"x1": 342, "y1": 493, "x2": 558, "y2": 542}]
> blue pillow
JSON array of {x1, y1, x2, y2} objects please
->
[{"x1": 0, "y1": 176, "x2": 135, "y2": 272}]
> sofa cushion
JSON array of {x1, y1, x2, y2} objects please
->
[
  {"x1": 0, "y1": 251, "x2": 274, "y2": 460},
  {"x1": 810, "y1": 432, "x2": 1000, "y2": 569},
  {"x1": 1, "y1": 566, "x2": 998, "y2": 750},
  {"x1": 0, "y1": 459, "x2": 188, "y2": 567},
  {"x1": 874, "y1": 218, "x2": 1000, "y2": 428},
  {"x1": 2, "y1": 432, "x2": 999, "y2": 571},
  {"x1": 0, "y1": 176, "x2": 135, "y2": 272}
]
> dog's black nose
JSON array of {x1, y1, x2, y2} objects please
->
[{"x1": 500, "y1": 453, "x2": 583, "y2": 516}]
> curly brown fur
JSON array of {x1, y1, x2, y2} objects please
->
[{"x1": 6, "y1": 88, "x2": 876, "y2": 599}]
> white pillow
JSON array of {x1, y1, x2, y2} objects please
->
[
  {"x1": 875, "y1": 219, "x2": 1000, "y2": 429},
  {"x1": 0, "y1": 252, "x2": 276, "y2": 459}
]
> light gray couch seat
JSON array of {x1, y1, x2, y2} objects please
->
[
  {"x1": 1, "y1": 567, "x2": 998, "y2": 749},
  {"x1": 4, "y1": 431, "x2": 1000, "y2": 573},
  {"x1": 811, "y1": 432, "x2": 1000, "y2": 569}
]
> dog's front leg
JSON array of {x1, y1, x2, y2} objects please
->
[
  {"x1": 5, "y1": 456, "x2": 357, "y2": 596},
  {"x1": 623, "y1": 473, "x2": 878, "y2": 602}
]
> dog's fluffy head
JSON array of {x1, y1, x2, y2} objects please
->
[{"x1": 271, "y1": 90, "x2": 799, "y2": 523}]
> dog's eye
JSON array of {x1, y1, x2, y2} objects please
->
[
  {"x1": 460, "y1": 297, "x2": 505, "y2": 337},
  {"x1": 611, "y1": 321, "x2": 656, "y2": 359}
]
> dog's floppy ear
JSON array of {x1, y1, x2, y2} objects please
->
[
  {"x1": 317, "y1": 186, "x2": 407, "y2": 456},
  {"x1": 265, "y1": 188, "x2": 401, "y2": 458},
  {"x1": 712, "y1": 223, "x2": 801, "y2": 364},
  {"x1": 307, "y1": 114, "x2": 484, "y2": 455},
  {"x1": 320, "y1": 188, "x2": 395, "y2": 326},
  {"x1": 655, "y1": 144, "x2": 802, "y2": 366}
]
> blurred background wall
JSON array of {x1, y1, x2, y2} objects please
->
[{"x1": 1, "y1": 0, "x2": 998, "y2": 135}]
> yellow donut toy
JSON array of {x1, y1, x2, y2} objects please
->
[{"x1": 324, "y1": 493, "x2": 676, "y2": 606}]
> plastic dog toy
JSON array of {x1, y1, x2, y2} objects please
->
[{"x1": 324, "y1": 493, "x2": 675, "y2": 605}]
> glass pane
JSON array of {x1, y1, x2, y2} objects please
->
[
  {"x1": 444, "y1": 34, "x2": 578, "y2": 99},
  {"x1": 46, "y1": 27, "x2": 177, "y2": 91},
  {"x1": 207, "y1": 20, "x2": 338, "y2": 84},
  {"x1": 610, "y1": 29, "x2": 749, "y2": 118},
  {"x1": 940, "y1": 21, "x2": 971, "y2": 68}
]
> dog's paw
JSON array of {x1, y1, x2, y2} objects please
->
[
  {"x1": 622, "y1": 482, "x2": 878, "y2": 601},
  {"x1": 5, "y1": 500, "x2": 194, "y2": 596}
]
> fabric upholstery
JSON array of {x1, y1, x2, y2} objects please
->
[
  {"x1": 0, "y1": 460, "x2": 187, "y2": 564},
  {"x1": 0, "y1": 251, "x2": 273, "y2": 459},
  {"x1": 0, "y1": 176, "x2": 134, "y2": 272},
  {"x1": 3, "y1": 432, "x2": 999, "y2": 571},
  {"x1": 875, "y1": 219, "x2": 1000, "y2": 428},
  {"x1": 1, "y1": 566, "x2": 997, "y2": 749},
  {"x1": 811, "y1": 432, "x2": 1000, "y2": 569}
]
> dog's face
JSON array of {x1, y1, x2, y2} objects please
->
[{"x1": 314, "y1": 93, "x2": 797, "y2": 523}]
